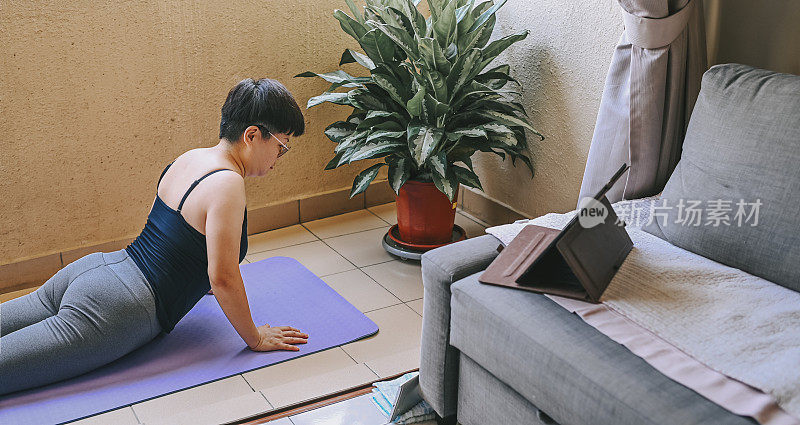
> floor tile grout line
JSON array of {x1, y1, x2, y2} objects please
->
[
  {"x1": 298, "y1": 209, "x2": 390, "y2": 239},
  {"x1": 311, "y1": 224, "x2": 404, "y2": 272},
  {"x1": 317, "y1": 268, "x2": 361, "y2": 279},
  {"x1": 250, "y1": 208, "x2": 392, "y2": 248},
  {"x1": 247, "y1": 240, "x2": 355, "y2": 270},
  {"x1": 246, "y1": 239, "x2": 318, "y2": 257},
  {"x1": 298, "y1": 222, "x2": 325, "y2": 240},
  {"x1": 130, "y1": 405, "x2": 143, "y2": 424},
  {"x1": 259, "y1": 390, "x2": 275, "y2": 412},
  {"x1": 404, "y1": 302, "x2": 423, "y2": 318},
  {"x1": 305, "y1": 223, "x2": 390, "y2": 241},
  {"x1": 241, "y1": 373, "x2": 257, "y2": 392},
  {"x1": 247, "y1": 239, "x2": 319, "y2": 256},
  {"x1": 363, "y1": 362, "x2": 381, "y2": 380},
  {"x1": 357, "y1": 266, "x2": 406, "y2": 306},
  {"x1": 362, "y1": 300, "x2": 405, "y2": 314},
  {"x1": 340, "y1": 346, "x2": 359, "y2": 365},
  {"x1": 320, "y1": 269, "x2": 405, "y2": 313},
  {"x1": 360, "y1": 301, "x2": 416, "y2": 315},
  {"x1": 247, "y1": 245, "x2": 400, "y2": 278},
  {"x1": 349, "y1": 257, "x2": 398, "y2": 269},
  {"x1": 249, "y1": 224, "x2": 321, "y2": 240},
  {"x1": 404, "y1": 298, "x2": 424, "y2": 315},
  {"x1": 316, "y1": 265, "x2": 359, "y2": 278},
  {"x1": 316, "y1": 237, "x2": 362, "y2": 276},
  {"x1": 357, "y1": 255, "x2": 424, "y2": 303},
  {"x1": 364, "y1": 205, "x2": 393, "y2": 226},
  {"x1": 246, "y1": 231, "x2": 322, "y2": 256}
]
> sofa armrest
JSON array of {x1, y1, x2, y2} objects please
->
[{"x1": 419, "y1": 234, "x2": 502, "y2": 417}]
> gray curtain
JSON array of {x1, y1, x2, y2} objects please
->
[{"x1": 578, "y1": 0, "x2": 707, "y2": 203}]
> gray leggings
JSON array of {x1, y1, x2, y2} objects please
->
[{"x1": 0, "y1": 249, "x2": 162, "y2": 396}]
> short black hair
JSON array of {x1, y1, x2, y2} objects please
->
[{"x1": 219, "y1": 78, "x2": 305, "y2": 142}]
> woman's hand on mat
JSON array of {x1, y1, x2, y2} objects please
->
[{"x1": 248, "y1": 324, "x2": 309, "y2": 352}]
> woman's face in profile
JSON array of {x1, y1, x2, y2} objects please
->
[{"x1": 254, "y1": 129, "x2": 289, "y2": 176}]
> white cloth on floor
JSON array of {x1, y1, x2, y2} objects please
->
[{"x1": 370, "y1": 372, "x2": 435, "y2": 424}]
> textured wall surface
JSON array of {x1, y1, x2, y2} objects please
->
[
  {"x1": 471, "y1": 0, "x2": 799, "y2": 219},
  {"x1": 2, "y1": 0, "x2": 796, "y2": 264},
  {"x1": 0, "y1": 0, "x2": 380, "y2": 263},
  {"x1": 470, "y1": 0, "x2": 624, "y2": 218},
  {"x1": 705, "y1": 0, "x2": 800, "y2": 75}
]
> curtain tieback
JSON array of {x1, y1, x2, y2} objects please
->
[{"x1": 621, "y1": 0, "x2": 696, "y2": 49}]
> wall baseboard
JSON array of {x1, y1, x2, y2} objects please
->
[
  {"x1": 457, "y1": 187, "x2": 529, "y2": 227},
  {"x1": 1, "y1": 182, "x2": 529, "y2": 293},
  {"x1": 0, "y1": 179, "x2": 397, "y2": 293}
]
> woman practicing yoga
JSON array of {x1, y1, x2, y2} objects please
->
[{"x1": 0, "y1": 78, "x2": 309, "y2": 396}]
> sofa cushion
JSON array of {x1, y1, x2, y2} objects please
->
[
  {"x1": 449, "y1": 274, "x2": 753, "y2": 425},
  {"x1": 643, "y1": 63, "x2": 800, "y2": 291}
]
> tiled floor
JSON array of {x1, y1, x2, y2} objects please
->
[{"x1": 4, "y1": 202, "x2": 487, "y2": 424}]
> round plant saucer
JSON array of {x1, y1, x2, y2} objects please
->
[{"x1": 382, "y1": 224, "x2": 467, "y2": 261}]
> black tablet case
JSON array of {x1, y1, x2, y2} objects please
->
[{"x1": 478, "y1": 165, "x2": 633, "y2": 303}]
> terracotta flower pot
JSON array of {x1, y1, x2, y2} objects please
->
[{"x1": 396, "y1": 180, "x2": 459, "y2": 245}]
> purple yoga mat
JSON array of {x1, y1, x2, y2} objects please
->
[{"x1": 0, "y1": 257, "x2": 379, "y2": 424}]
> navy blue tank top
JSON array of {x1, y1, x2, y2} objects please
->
[{"x1": 125, "y1": 161, "x2": 248, "y2": 333}]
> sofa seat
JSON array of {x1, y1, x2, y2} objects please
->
[{"x1": 448, "y1": 273, "x2": 754, "y2": 425}]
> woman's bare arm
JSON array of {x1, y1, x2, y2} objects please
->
[
  {"x1": 204, "y1": 173, "x2": 261, "y2": 347},
  {"x1": 203, "y1": 172, "x2": 308, "y2": 351},
  {"x1": 210, "y1": 274, "x2": 261, "y2": 348}
]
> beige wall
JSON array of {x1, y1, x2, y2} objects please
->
[
  {"x1": 469, "y1": 0, "x2": 625, "y2": 218},
  {"x1": 473, "y1": 0, "x2": 800, "y2": 219},
  {"x1": 0, "y1": 0, "x2": 381, "y2": 264},
  {"x1": 2, "y1": 0, "x2": 797, "y2": 265}
]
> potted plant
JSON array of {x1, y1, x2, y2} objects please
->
[{"x1": 297, "y1": 0, "x2": 542, "y2": 246}]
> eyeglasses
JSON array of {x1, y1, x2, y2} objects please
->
[
  {"x1": 255, "y1": 124, "x2": 290, "y2": 158},
  {"x1": 269, "y1": 132, "x2": 291, "y2": 158}
]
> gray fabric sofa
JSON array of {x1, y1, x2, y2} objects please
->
[
  {"x1": 419, "y1": 63, "x2": 799, "y2": 425},
  {"x1": 420, "y1": 236, "x2": 753, "y2": 425}
]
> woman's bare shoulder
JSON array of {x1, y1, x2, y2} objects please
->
[
  {"x1": 167, "y1": 148, "x2": 244, "y2": 205},
  {"x1": 171, "y1": 148, "x2": 240, "y2": 177},
  {"x1": 188, "y1": 149, "x2": 244, "y2": 199},
  {"x1": 172, "y1": 148, "x2": 205, "y2": 164}
]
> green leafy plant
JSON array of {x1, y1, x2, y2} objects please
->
[{"x1": 297, "y1": 0, "x2": 542, "y2": 202}]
